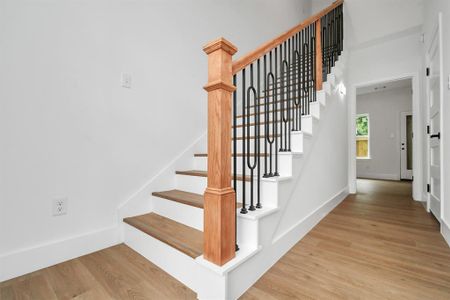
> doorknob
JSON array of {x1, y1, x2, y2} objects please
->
[{"x1": 430, "y1": 132, "x2": 440, "y2": 139}]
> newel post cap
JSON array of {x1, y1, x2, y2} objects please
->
[{"x1": 203, "y1": 37, "x2": 238, "y2": 55}]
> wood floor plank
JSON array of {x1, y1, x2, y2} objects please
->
[
  {"x1": 0, "y1": 244, "x2": 195, "y2": 300},
  {"x1": 242, "y1": 179, "x2": 450, "y2": 299}
]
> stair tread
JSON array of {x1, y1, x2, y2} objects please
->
[
  {"x1": 153, "y1": 189, "x2": 204, "y2": 208},
  {"x1": 176, "y1": 170, "x2": 251, "y2": 182},
  {"x1": 194, "y1": 153, "x2": 269, "y2": 157},
  {"x1": 152, "y1": 189, "x2": 242, "y2": 208},
  {"x1": 123, "y1": 212, "x2": 203, "y2": 258}
]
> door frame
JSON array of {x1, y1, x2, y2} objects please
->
[
  {"x1": 400, "y1": 111, "x2": 413, "y2": 180},
  {"x1": 424, "y1": 12, "x2": 444, "y2": 218},
  {"x1": 348, "y1": 73, "x2": 422, "y2": 199}
]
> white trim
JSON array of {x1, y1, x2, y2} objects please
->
[
  {"x1": 442, "y1": 220, "x2": 450, "y2": 248},
  {"x1": 272, "y1": 187, "x2": 349, "y2": 245},
  {"x1": 0, "y1": 226, "x2": 121, "y2": 282},
  {"x1": 357, "y1": 173, "x2": 400, "y2": 181},
  {"x1": 228, "y1": 187, "x2": 349, "y2": 300},
  {"x1": 349, "y1": 73, "x2": 422, "y2": 201}
]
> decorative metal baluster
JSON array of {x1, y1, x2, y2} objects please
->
[
  {"x1": 322, "y1": 16, "x2": 327, "y2": 83},
  {"x1": 246, "y1": 64, "x2": 257, "y2": 211},
  {"x1": 263, "y1": 54, "x2": 269, "y2": 177},
  {"x1": 309, "y1": 24, "x2": 316, "y2": 102},
  {"x1": 274, "y1": 46, "x2": 279, "y2": 176},
  {"x1": 256, "y1": 59, "x2": 262, "y2": 209},
  {"x1": 233, "y1": 75, "x2": 237, "y2": 195},
  {"x1": 301, "y1": 28, "x2": 306, "y2": 116},
  {"x1": 241, "y1": 69, "x2": 247, "y2": 214},
  {"x1": 312, "y1": 22, "x2": 317, "y2": 103},
  {"x1": 264, "y1": 52, "x2": 275, "y2": 178}
]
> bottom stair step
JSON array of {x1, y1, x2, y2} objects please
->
[{"x1": 123, "y1": 212, "x2": 203, "y2": 258}]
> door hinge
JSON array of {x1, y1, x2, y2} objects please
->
[
  {"x1": 427, "y1": 183, "x2": 431, "y2": 193},
  {"x1": 426, "y1": 67, "x2": 430, "y2": 76},
  {"x1": 427, "y1": 125, "x2": 430, "y2": 134}
]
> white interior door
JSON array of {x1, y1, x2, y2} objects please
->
[
  {"x1": 426, "y1": 13, "x2": 443, "y2": 221},
  {"x1": 400, "y1": 112, "x2": 413, "y2": 180}
]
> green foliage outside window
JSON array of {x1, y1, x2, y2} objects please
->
[{"x1": 356, "y1": 115, "x2": 369, "y2": 136}]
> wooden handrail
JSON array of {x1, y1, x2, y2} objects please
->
[{"x1": 232, "y1": 0, "x2": 343, "y2": 75}]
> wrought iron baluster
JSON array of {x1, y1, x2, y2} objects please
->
[{"x1": 240, "y1": 69, "x2": 247, "y2": 214}]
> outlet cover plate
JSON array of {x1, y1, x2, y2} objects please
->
[{"x1": 53, "y1": 198, "x2": 68, "y2": 216}]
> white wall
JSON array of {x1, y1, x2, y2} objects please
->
[
  {"x1": 356, "y1": 86, "x2": 412, "y2": 180},
  {"x1": 344, "y1": 0, "x2": 424, "y2": 200},
  {"x1": 0, "y1": 0, "x2": 312, "y2": 260},
  {"x1": 422, "y1": 0, "x2": 450, "y2": 237}
]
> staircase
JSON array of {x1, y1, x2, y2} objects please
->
[{"x1": 119, "y1": 1, "x2": 347, "y2": 299}]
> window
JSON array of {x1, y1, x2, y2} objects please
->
[{"x1": 356, "y1": 114, "x2": 370, "y2": 159}]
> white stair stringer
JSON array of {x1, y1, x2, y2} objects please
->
[{"x1": 118, "y1": 55, "x2": 347, "y2": 300}]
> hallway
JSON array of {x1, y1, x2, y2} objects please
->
[{"x1": 243, "y1": 179, "x2": 450, "y2": 299}]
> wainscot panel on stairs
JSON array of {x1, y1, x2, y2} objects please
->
[{"x1": 119, "y1": 1, "x2": 347, "y2": 299}]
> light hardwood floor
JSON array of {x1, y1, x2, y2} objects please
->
[
  {"x1": 242, "y1": 179, "x2": 450, "y2": 299},
  {"x1": 0, "y1": 244, "x2": 196, "y2": 300},
  {"x1": 2, "y1": 179, "x2": 450, "y2": 299}
]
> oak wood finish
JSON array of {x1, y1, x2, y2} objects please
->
[
  {"x1": 124, "y1": 213, "x2": 203, "y2": 258},
  {"x1": 176, "y1": 170, "x2": 251, "y2": 182},
  {"x1": 152, "y1": 190, "x2": 204, "y2": 209},
  {"x1": 232, "y1": 0, "x2": 344, "y2": 74},
  {"x1": 203, "y1": 38, "x2": 237, "y2": 266},
  {"x1": 242, "y1": 179, "x2": 450, "y2": 299},
  {"x1": 0, "y1": 244, "x2": 196, "y2": 300},
  {"x1": 152, "y1": 189, "x2": 242, "y2": 209},
  {"x1": 315, "y1": 18, "x2": 323, "y2": 90},
  {"x1": 194, "y1": 153, "x2": 268, "y2": 157}
]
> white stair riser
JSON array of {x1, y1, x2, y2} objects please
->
[
  {"x1": 237, "y1": 217, "x2": 259, "y2": 249},
  {"x1": 235, "y1": 114, "x2": 313, "y2": 134},
  {"x1": 152, "y1": 196, "x2": 203, "y2": 231},
  {"x1": 124, "y1": 224, "x2": 226, "y2": 299},
  {"x1": 323, "y1": 82, "x2": 331, "y2": 95},
  {"x1": 175, "y1": 174, "x2": 285, "y2": 208},
  {"x1": 317, "y1": 90, "x2": 326, "y2": 106},
  {"x1": 327, "y1": 73, "x2": 336, "y2": 87},
  {"x1": 194, "y1": 151, "x2": 299, "y2": 177}
]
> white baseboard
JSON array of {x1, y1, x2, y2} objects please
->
[
  {"x1": 274, "y1": 187, "x2": 349, "y2": 245},
  {"x1": 357, "y1": 173, "x2": 400, "y2": 181},
  {"x1": 0, "y1": 226, "x2": 121, "y2": 282},
  {"x1": 442, "y1": 220, "x2": 450, "y2": 248},
  {"x1": 228, "y1": 186, "x2": 349, "y2": 299}
]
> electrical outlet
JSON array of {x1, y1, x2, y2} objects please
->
[
  {"x1": 53, "y1": 198, "x2": 68, "y2": 216},
  {"x1": 121, "y1": 72, "x2": 132, "y2": 88}
]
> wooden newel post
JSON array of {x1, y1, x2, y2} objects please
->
[
  {"x1": 202, "y1": 37, "x2": 238, "y2": 266},
  {"x1": 315, "y1": 19, "x2": 323, "y2": 91}
]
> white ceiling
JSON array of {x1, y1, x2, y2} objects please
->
[{"x1": 356, "y1": 78, "x2": 412, "y2": 96}]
